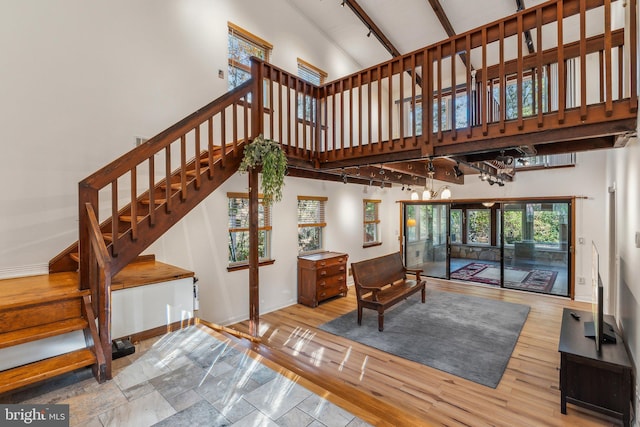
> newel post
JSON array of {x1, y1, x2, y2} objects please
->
[
  {"x1": 250, "y1": 58, "x2": 265, "y2": 140},
  {"x1": 78, "y1": 183, "x2": 99, "y2": 309},
  {"x1": 248, "y1": 167, "x2": 260, "y2": 337}
]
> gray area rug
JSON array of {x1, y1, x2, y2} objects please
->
[{"x1": 319, "y1": 290, "x2": 530, "y2": 388}]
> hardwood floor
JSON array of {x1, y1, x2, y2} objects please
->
[{"x1": 231, "y1": 279, "x2": 623, "y2": 426}]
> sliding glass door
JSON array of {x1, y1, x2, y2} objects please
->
[
  {"x1": 501, "y1": 201, "x2": 570, "y2": 296},
  {"x1": 404, "y1": 203, "x2": 449, "y2": 279}
]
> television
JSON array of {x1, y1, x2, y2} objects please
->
[{"x1": 584, "y1": 242, "x2": 616, "y2": 351}]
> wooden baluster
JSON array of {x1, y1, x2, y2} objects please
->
[
  {"x1": 537, "y1": 8, "x2": 544, "y2": 127},
  {"x1": 269, "y1": 68, "x2": 274, "y2": 139},
  {"x1": 278, "y1": 71, "x2": 283, "y2": 144},
  {"x1": 208, "y1": 118, "x2": 215, "y2": 177},
  {"x1": 450, "y1": 39, "x2": 457, "y2": 141},
  {"x1": 377, "y1": 65, "x2": 383, "y2": 151},
  {"x1": 180, "y1": 135, "x2": 187, "y2": 201},
  {"x1": 465, "y1": 34, "x2": 472, "y2": 138},
  {"x1": 499, "y1": 21, "x2": 506, "y2": 133},
  {"x1": 303, "y1": 80, "x2": 308, "y2": 154},
  {"x1": 579, "y1": 0, "x2": 587, "y2": 120},
  {"x1": 599, "y1": 51, "x2": 605, "y2": 103},
  {"x1": 148, "y1": 156, "x2": 155, "y2": 226},
  {"x1": 517, "y1": 13, "x2": 524, "y2": 129},
  {"x1": 295, "y1": 78, "x2": 301, "y2": 154},
  {"x1": 330, "y1": 82, "x2": 335, "y2": 158},
  {"x1": 482, "y1": 27, "x2": 488, "y2": 135},
  {"x1": 340, "y1": 79, "x2": 345, "y2": 156},
  {"x1": 368, "y1": 69, "x2": 373, "y2": 152},
  {"x1": 244, "y1": 89, "x2": 249, "y2": 147},
  {"x1": 287, "y1": 75, "x2": 292, "y2": 154},
  {"x1": 220, "y1": 108, "x2": 227, "y2": 158},
  {"x1": 411, "y1": 54, "x2": 417, "y2": 144},
  {"x1": 358, "y1": 73, "x2": 363, "y2": 153},
  {"x1": 165, "y1": 145, "x2": 171, "y2": 213},
  {"x1": 631, "y1": 0, "x2": 638, "y2": 111},
  {"x1": 546, "y1": 64, "x2": 552, "y2": 113},
  {"x1": 557, "y1": 1, "x2": 565, "y2": 123},
  {"x1": 194, "y1": 126, "x2": 201, "y2": 189},
  {"x1": 130, "y1": 166, "x2": 138, "y2": 239},
  {"x1": 604, "y1": 0, "x2": 612, "y2": 115},
  {"x1": 425, "y1": 48, "x2": 434, "y2": 156},
  {"x1": 388, "y1": 62, "x2": 393, "y2": 148},
  {"x1": 232, "y1": 99, "x2": 238, "y2": 155},
  {"x1": 348, "y1": 78, "x2": 352, "y2": 152},
  {"x1": 111, "y1": 181, "x2": 118, "y2": 256},
  {"x1": 437, "y1": 44, "x2": 443, "y2": 142},
  {"x1": 399, "y1": 61, "x2": 405, "y2": 148}
]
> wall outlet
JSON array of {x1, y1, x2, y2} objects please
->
[
  {"x1": 218, "y1": 69, "x2": 224, "y2": 79},
  {"x1": 135, "y1": 136, "x2": 148, "y2": 147},
  {"x1": 578, "y1": 237, "x2": 585, "y2": 245},
  {"x1": 578, "y1": 277, "x2": 585, "y2": 285}
]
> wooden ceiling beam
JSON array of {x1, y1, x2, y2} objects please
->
[{"x1": 425, "y1": 0, "x2": 473, "y2": 70}]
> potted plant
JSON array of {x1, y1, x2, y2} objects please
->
[{"x1": 238, "y1": 134, "x2": 287, "y2": 205}]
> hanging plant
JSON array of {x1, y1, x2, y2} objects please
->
[{"x1": 239, "y1": 134, "x2": 287, "y2": 205}]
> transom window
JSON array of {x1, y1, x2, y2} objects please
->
[
  {"x1": 228, "y1": 192, "x2": 272, "y2": 267},
  {"x1": 297, "y1": 196, "x2": 327, "y2": 253},
  {"x1": 363, "y1": 199, "x2": 381, "y2": 247}
]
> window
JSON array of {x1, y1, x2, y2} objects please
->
[
  {"x1": 298, "y1": 196, "x2": 327, "y2": 253},
  {"x1": 363, "y1": 199, "x2": 381, "y2": 246},
  {"x1": 228, "y1": 22, "x2": 272, "y2": 101},
  {"x1": 297, "y1": 58, "x2": 327, "y2": 123},
  {"x1": 466, "y1": 209, "x2": 491, "y2": 245},
  {"x1": 228, "y1": 192, "x2": 272, "y2": 267}
]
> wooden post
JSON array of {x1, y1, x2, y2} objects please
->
[{"x1": 248, "y1": 166, "x2": 260, "y2": 337}]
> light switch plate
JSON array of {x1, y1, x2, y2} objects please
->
[{"x1": 636, "y1": 231, "x2": 640, "y2": 248}]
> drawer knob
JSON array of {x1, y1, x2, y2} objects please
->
[
  {"x1": 319, "y1": 281, "x2": 326, "y2": 287},
  {"x1": 319, "y1": 271, "x2": 327, "y2": 276}
]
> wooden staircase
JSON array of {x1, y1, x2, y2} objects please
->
[{"x1": 0, "y1": 273, "x2": 104, "y2": 395}]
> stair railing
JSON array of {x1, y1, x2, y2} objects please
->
[{"x1": 78, "y1": 80, "x2": 256, "y2": 378}]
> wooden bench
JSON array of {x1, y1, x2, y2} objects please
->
[{"x1": 351, "y1": 252, "x2": 426, "y2": 331}]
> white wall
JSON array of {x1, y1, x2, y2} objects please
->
[
  {"x1": 0, "y1": 0, "x2": 361, "y2": 275},
  {"x1": 148, "y1": 174, "x2": 403, "y2": 324}
]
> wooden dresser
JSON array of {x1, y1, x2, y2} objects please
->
[{"x1": 297, "y1": 251, "x2": 348, "y2": 307}]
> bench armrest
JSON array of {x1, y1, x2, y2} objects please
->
[
  {"x1": 406, "y1": 268, "x2": 423, "y2": 280},
  {"x1": 356, "y1": 283, "x2": 385, "y2": 301}
]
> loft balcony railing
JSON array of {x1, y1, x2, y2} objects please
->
[{"x1": 253, "y1": 0, "x2": 636, "y2": 165}]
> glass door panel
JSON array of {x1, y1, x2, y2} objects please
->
[
  {"x1": 404, "y1": 203, "x2": 449, "y2": 279},
  {"x1": 502, "y1": 201, "x2": 570, "y2": 296}
]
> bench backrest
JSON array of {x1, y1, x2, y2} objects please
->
[{"x1": 351, "y1": 252, "x2": 407, "y2": 298}]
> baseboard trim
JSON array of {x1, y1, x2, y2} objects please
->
[
  {"x1": 0, "y1": 264, "x2": 49, "y2": 280},
  {"x1": 115, "y1": 318, "x2": 197, "y2": 344}
]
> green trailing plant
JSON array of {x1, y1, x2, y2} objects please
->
[{"x1": 239, "y1": 134, "x2": 287, "y2": 205}]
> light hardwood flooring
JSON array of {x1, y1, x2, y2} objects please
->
[{"x1": 231, "y1": 279, "x2": 626, "y2": 426}]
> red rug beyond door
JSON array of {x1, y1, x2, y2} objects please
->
[{"x1": 450, "y1": 262, "x2": 558, "y2": 293}]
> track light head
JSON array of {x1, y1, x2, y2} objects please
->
[{"x1": 453, "y1": 163, "x2": 464, "y2": 178}]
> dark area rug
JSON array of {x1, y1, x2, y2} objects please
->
[{"x1": 319, "y1": 290, "x2": 530, "y2": 388}]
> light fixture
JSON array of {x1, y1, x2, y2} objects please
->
[
  {"x1": 341, "y1": 0, "x2": 345, "y2": 7},
  {"x1": 367, "y1": 29, "x2": 372, "y2": 37},
  {"x1": 427, "y1": 159, "x2": 435, "y2": 173},
  {"x1": 517, "y1": 158, "x2": 530, "y2": 166},
  {"x1": 406, "y1": 218, "x2": 417, "y2": 227},
  {"x1": 401, "y1": 185, "x2": 405, "y2": 191},
  {"x1": 482, "y1": 202, "x2": 495, "y2": 207},
  {"x1": 480, "y1": 173, "x2": 489, "y2": 181},
  {"x1": 410, "y1": 190, "x2": 419, "y2": 200},
  {"x1": 422, "y1": 172, "x2": 452, "y2": 200}
]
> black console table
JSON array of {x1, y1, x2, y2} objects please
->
[{"x1": 558, "y1": 308, "x2": 634, "y2": 426}]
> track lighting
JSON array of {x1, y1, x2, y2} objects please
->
[
  {"x1": 401, "y1": 185, "x2": 405, "y2": 191},
  {"x1": 453, "y1": 162, "x2": 464, "y2": 178},
  {"x1": 341, "y1": 1, "x2": 345, "y2": 7},
  {"x1": 517, "y1": 158, "x2": 530, "y2": 166},
  {"x1": 367, "y1": 29, "x2": 372, "y2": 37},
  {"x1": 427, "y1": 159, "x2": 435, "y2": 173}
]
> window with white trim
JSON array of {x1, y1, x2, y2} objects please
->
[
  {"x1": 228, "y1": 192, "x2": 272, "y2": 266},
  {"x1": 297, "y1": 196, "x2": 327, "y2": 253}
]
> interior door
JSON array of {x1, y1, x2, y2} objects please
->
[{"x1": 404, "y1": 203, "x2": 449, "y2": 279}]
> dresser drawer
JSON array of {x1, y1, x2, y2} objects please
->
[
  {"x1": 315, "y1": 255, "x2": 347, "y2": 268},
  {"x1": 316, "y1": 274, "x2": 345, "y2": 290},
  {"x1": 316, "y1": 262, "x2": 346, "y2": 279},
  {"x1": 316, "y1": 283, "x2": 347, "y2": 301}
]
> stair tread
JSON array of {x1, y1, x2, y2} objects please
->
[
  {"x1": 0, "y1": 273, "x2": 88, "y2": 311},
  {"x1": 119, "y1": 215, "x2": 146, "y2": 223},
  {"x1": 0, "y1": 348, "x2": 96, "y2": 394},
  {"x1": 0, "y1": 318, "x2": 88, "y2": 349},
  {"x1": 140, "y1": 198, "x2": 166, "y2": 206}
]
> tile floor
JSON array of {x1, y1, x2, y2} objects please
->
[{"x1": 1, "y1": 326, "x2": 371, "y2": 427}]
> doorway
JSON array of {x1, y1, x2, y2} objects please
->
[{"x1": 402, "y1": 199, "x2": 572, "y2": 297}]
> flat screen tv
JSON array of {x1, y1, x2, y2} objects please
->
[{"x1": 584, "y1": 242, "x2": 616, "y2": 351}]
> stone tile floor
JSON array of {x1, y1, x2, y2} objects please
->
[{"x1": 1, "y1": 326, "x2": 371, "y2": 427}]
